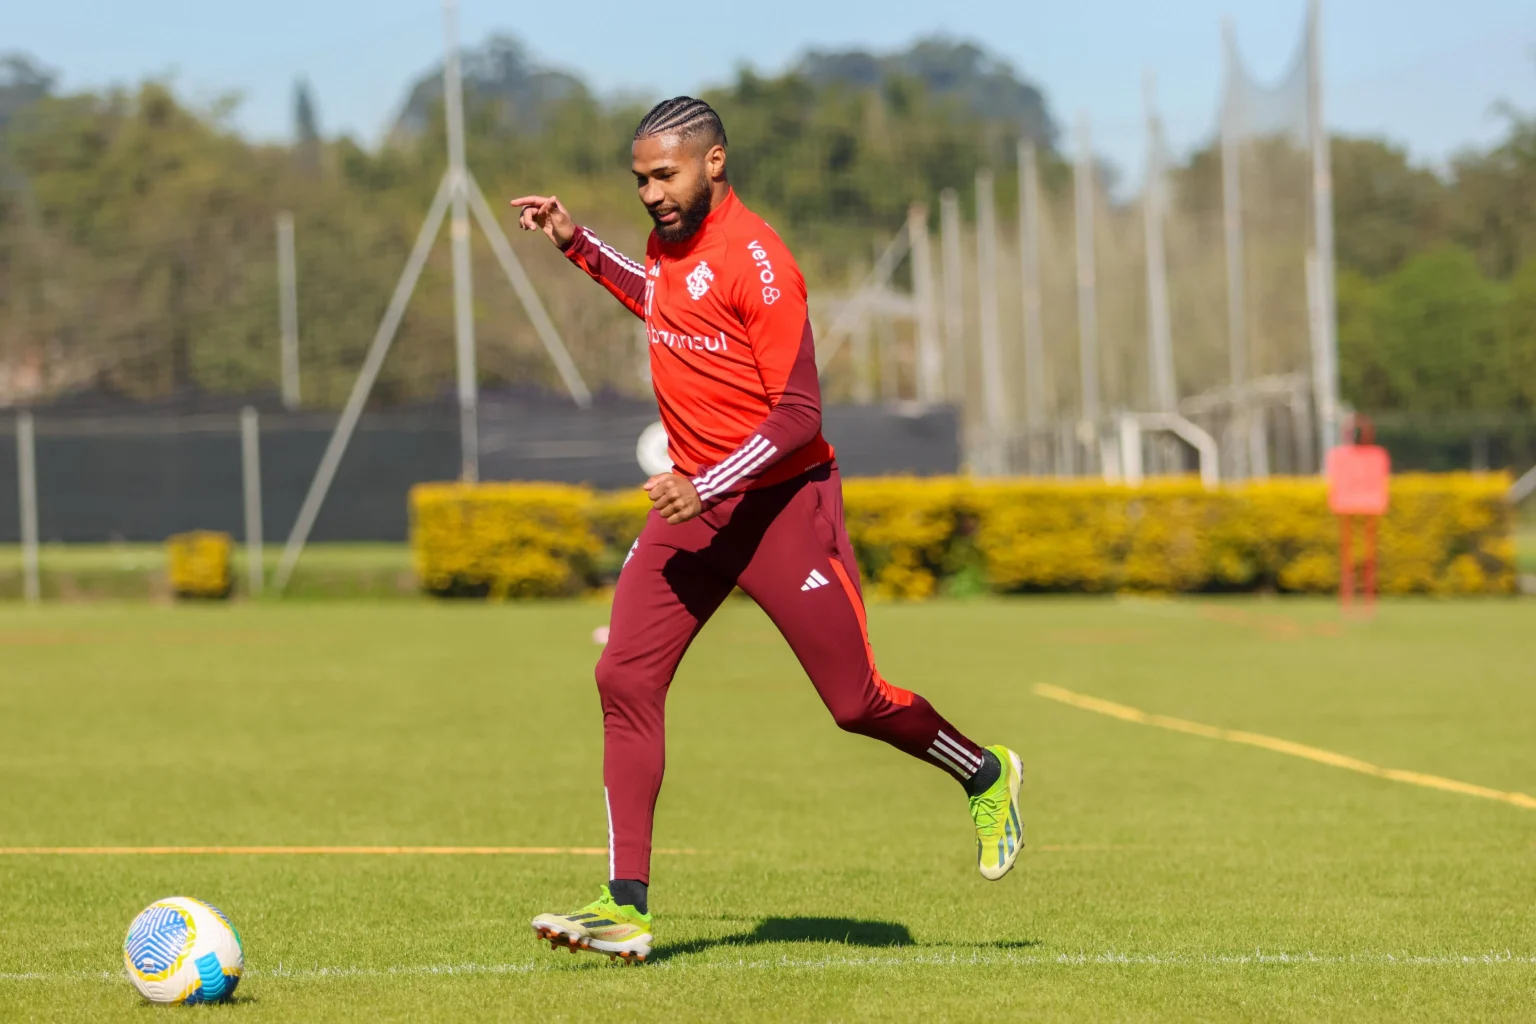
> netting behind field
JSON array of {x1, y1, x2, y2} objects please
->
[
  {"x1": 1165, "y1": 13, "x2": 1325, "y2": 475},
  {"x1": 923, "y1": 5, "x2": 1330, "y2": 477},
  {"x1": 1033, "y1": 142, "x2": 1149, "y2": 425},
  {"x1": 1230, "y1": 20, "x2": 1317, "y2": 382},
  {"x1": 811, "y1": 147, "x2": 1173, "y2": 476}
]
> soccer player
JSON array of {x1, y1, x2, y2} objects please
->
[{"x1": 513, "y1": 97, "x2": 1023, "y2": 964}]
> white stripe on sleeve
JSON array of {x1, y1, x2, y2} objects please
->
[
  {"x1": 584, "y1": 231, "x2": 645, "y2": 278},
  {"x1": 696, "y1": 443, "x2": 778, "y2": 502},
  {"x1": 690, "y1": 436, "x2": 769, "y2": 494}
]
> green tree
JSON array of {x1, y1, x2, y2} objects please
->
[
  {"x1": 1502, "y1": 255, "x2": 1536, "y2": 412},
  {"x1": 1330, "y1": 136, "x2": 1446, "y2": 278},
  {"x1": 0, "y1": 53, "x2": 53, "y2": 132},
  {"x1": 1342, "y1": 246, "x2": 1510, "y2": 413},
  {"x1": 293, "y1": 77, "x2": 321, "y2": 177},
  {"x1": 703, "y1": 68, "x2": 1019, "y2": 277},
  {"x1": 6, "y1": 81, "x2": 419, "y2": 402},
  {"x1": 795, "y1": 38, "x2": 1056, "y2": 147},
  {"x1": 1447, "y1": 101, "x2": 1536, "y2": 280},
  {"x1": 1336, "y1": 268, "x2": 1387, "y2": 409}
]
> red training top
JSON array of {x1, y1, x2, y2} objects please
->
[{"x1": 561, "y1": 188, "x2": 833, "y2": 504}]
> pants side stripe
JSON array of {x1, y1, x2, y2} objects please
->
[
  {"x1": 604, "y1": 787, "x2": 615, "y2": 880},
  {"x1": 823, "y1": 557, "x2": 915, "y2": 707}
]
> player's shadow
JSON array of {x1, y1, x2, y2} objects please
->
[{"x1": 649, "y1": 916, "x2": 913, "y2": 961}]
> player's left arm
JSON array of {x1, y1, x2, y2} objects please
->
[{"x1": 688, "y1": 231, "x2": 822, "y2": 506}]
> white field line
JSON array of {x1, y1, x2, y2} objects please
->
[{"x1": 6, "y1": 950, "x2": 1534, "y2": 983}]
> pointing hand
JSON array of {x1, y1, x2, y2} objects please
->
[{"x1": 509, "y1": 194, "x2": 576, "y2": 249}]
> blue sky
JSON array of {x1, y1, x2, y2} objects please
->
[{"x1": 4, "y1": 0, "x2": 1534, "y2": 183}]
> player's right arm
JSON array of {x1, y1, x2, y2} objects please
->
[{"x1": 512, "y1": 194, "x2": 647, "y2": 320}]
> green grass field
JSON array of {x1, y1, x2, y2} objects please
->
[{"x1": 1, "y1": 598, "x2": 1533, "y2": 1021}]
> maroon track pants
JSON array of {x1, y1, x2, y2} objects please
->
[{"x1": 597, "y1": 463, "x2": 987, "y2": 883}]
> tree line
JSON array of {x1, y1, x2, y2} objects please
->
[{"x1": 0, "y1": 39, "x2": 1533, "y2": 418}]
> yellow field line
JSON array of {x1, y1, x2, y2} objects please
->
[
  {"x1": 1033, "y1": 683, "x2": 1536, "y2": 811},
  {"x1": 0, "y1": 846, "x2": 696, "y2": 856}
]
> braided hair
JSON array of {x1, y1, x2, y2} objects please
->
[{"x1": 633, "y1": 96, "x2": 727, "y2": 150}]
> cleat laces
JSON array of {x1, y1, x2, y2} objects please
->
[{"x1": 970, "y1": 790, "x2": 1004, "y2": 834}]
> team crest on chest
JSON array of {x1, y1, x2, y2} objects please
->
[{"x1": 685, "y1": 261, "x2": 715, "y2": 301}]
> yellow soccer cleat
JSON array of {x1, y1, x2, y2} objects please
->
[
  {"x1": 970, "y1": 745, "x2": 1024, "y2": 880},
  {"x1": 531, "y1": 885, "x2": 653, "y2": 964}
]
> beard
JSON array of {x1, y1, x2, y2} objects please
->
[{"x1": 649, "y1": 174, "x2": 714, "y2": 243}]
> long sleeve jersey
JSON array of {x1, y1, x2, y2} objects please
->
[{"x1": 561, "y1": 188, "x2": 834, "y2": 504}]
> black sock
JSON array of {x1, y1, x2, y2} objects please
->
[
  {"x1": 962, "y1": 749, "x2": 1001, "y2": 798},
  {"x1": 609, "y1": 878, "x2": 648, "y2": 915}
]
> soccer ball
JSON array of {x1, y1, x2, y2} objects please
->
[{"x1": 123, "y1": 897, "x2": 244, "y2": 1004}]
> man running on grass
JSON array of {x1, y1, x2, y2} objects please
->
[{"x1": 513, "y1": 97, "x2": 1023, "y2": 964}]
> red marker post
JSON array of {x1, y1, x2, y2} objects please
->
[{"x1": 1325, "y1": 415, "x2": 1390, "y2": 611}]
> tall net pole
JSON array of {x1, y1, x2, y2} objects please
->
[
  {"x1": 272, "y1": 2, "x2": 590, "y2": 592},
  {"x1": 240, "y1": 407, "x2": 264, "y2": 597},
  {"x1": 443, "y1": 0, "x2": 479, "y2": 483},
  {"x1": 850, "y1": 259, "x2": 874, "y2": 405},
  {"x1": 1308, "y1": 0, "x2": 1340, "y2": 460},
  {"x1": 276, "y1": 213, "x2": 300, "y2": 410},
  {"x1": 852, "y1": 318, "x2": 874, "y2": 403},
  {"x1": 1142, "y1": 74, "x2": 1177, "y2": 416},
  {"x1": 876, "y1": 273, "x2": 899, "y2": 402},
  {"x1": 273, "y1": 177, "x2": 455, "y2": 593},
  {"x1": 465, "y1": 178, "x2": 593, "y2": 408},
  {"x1": 1018, "y1": 139, "x2": 1047, "y2": 471},
  {"x1": 1074, "y1": 116, "x2": 1101, "y2": 449},
  {"x1": 975, "y1": 170, "x2": 1009, "y2": 476},
  {"x1": 907, "y1": 203, "x2": 943, "y2": 404},
  {"x1": 16, "y1": 412, "x2": 39, "y2": 605},
  {"x1": 939, "y1": 189, "x2": 965, "y2": 407},
  {"x1": 1306, "y1": 249, "x2": 1328, "y2": 459},
  {"x1": 1220, "y1": 19, "x2": 1251, "y2": 479}
]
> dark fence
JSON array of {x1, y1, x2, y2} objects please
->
[
  {"x1": 1365, "y1": 416, "x2": 1536, "y2": 475},
  {"x1": 0, "y1": 396, "x2": 960, "y2": 543}
]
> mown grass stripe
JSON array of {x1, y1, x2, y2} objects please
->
[{"x1": 1033, "y1": 683, "x2": 1536, "y2": 811}]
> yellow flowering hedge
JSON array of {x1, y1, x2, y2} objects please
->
[
  {"x1": 166, "y1": 531, "x2": 233, "y2": 599},
  {"x1": 839, "y1": 478, "x2": 972, "y2": 600},
  {"x1": 410, "y1": 473, "x2": 1515, "y2": 599},
  {"x1": 410, "y1": 482, "x2": 601, "y2": 598}
]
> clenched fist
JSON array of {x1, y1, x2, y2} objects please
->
[{"x1": 645, "y1": 473, "x2": 702, "y2": 525}]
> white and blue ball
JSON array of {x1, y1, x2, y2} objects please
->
[{"x1": 123, "y1": 897, "x2": 244, "y2": 1004}]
